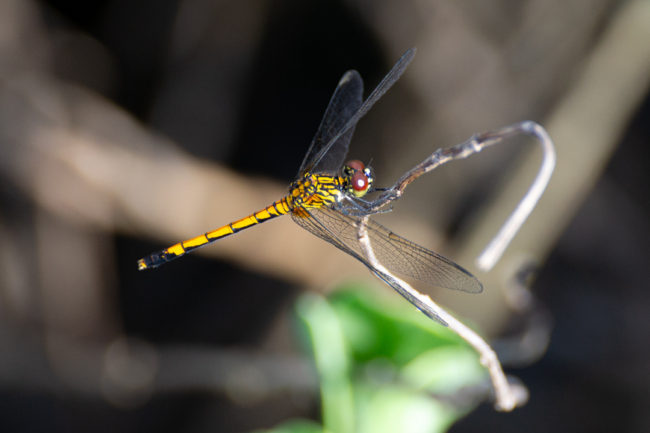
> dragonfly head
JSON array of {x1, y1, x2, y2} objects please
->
[{"x1": 342, "y1": 160, "x2": 374, "y2": 198}]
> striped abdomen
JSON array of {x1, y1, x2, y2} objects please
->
[{"x1": 137, "y1": 197, "x2": 292, "y2": 270}]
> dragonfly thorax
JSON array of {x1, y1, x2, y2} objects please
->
[
  {"x1": 287, "y1": 173, "x2": 343, "y2": 211},
  {"x1": 342, "y1": 160, "x2": 373, "y2": 198}
]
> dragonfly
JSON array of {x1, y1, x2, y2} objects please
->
[{"x1": 138, "y1": 48, "x2": 483, "y2": 309}]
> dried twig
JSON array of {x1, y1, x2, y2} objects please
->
[
  {"x1": 367, "y1": 121, "x2": 555, "y2": 271},
  {"x1": 354, "y1": 121, "x2": 555, "y2": 411},
  {"x1": 356, "y1": 215, "x2": 526, "y2": 411}
]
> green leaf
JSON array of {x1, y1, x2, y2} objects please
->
[{"x1": 293, "y1": 284, "x2": 487, "y2": 433}]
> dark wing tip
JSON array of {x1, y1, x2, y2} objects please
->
[
  {"x1": 449, "y1": 260, "x2": 484, "y2": 294},
  {"x1": 463, "y1": 275, "x2": 484, "y2": 294}
]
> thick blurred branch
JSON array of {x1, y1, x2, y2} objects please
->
[{"x1": 0, "y1": 76, "x2": 372, "y2": 289}]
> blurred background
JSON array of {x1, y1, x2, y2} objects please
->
[{"x1": 1, "y1": 0, "x2": 648, "y2": 432}]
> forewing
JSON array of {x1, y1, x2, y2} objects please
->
[
  {"x1": 297, "y1": 70, "x2": 363, "y2": 176},
  {"x1": 304, "y1": 48, "x2": 416, "y2": 175}
]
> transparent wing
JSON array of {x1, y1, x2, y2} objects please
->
[
  {"x1": 291, "y1": 204, "x2": 483, "y2": 295},
  {"x1": 302, "y1": 48, "x2": 416, "y2": 175},
  {"x1": 290, "y1": 207, "x2": 448, "y2": 325},
  {"x1": 297, "y1": 70, "x2": 363, "y2": 176}
]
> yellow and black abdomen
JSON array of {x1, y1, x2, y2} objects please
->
[
  {"x1": 137, "y1": 197, "x2": 292, "y2": 270},
  {"x1": 137, "y1": 173, "x2": 344, "y2": 270}
]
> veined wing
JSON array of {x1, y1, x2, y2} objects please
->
[
  {"x1": 297, "y1": 70, "x2": 363, "y2": 177},
  {"x1": 303, "y1": 48, "x2": 416, "y2": 175},
  {"x1": 291, "y1": 204, "x2": 483, "y2": 295}
]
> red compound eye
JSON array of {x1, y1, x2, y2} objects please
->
[
  {"x1": 351, "y1": 172, "x2": 369, "y2": 192},
  {"x1": 346, "y1": 160, "x2": 365, "y2": 172}
]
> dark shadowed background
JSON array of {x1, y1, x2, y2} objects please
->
[{"x1": 1, "y1": 0, "x2": 648, "y2": 432}]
